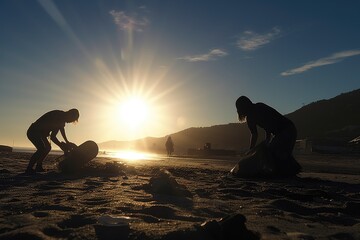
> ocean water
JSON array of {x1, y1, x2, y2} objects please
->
[
  {"x1": 13, "y1": 147, "x2": 158, "y2": 161},
  {"x1": 13, "y1": 147, "x2": 63, "y2": 155},
  {"x1": 98, "y1": 150, "x2": 159, "y2": 160}
]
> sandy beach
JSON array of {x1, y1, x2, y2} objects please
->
[{"x1": 0, "y1": 151, "x2": 359, "y2": 239}]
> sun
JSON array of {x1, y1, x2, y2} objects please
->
[{"x1": 117, "y1": 96, "x2": 150, "y2": 128}]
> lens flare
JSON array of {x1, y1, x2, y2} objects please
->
[{"x1": 117, "y1": 96, "x2": 149, "y2": 128}]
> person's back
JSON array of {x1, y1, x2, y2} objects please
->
[
  {"x1": 247, "y1": 103, "x2": 292, "y2": 135},
  {"x1": 32, "y1": 110, "x2": 66, "y2": 136},
  {"x1": 235, "y1": 96, "x2": 301, "y2": 177}
]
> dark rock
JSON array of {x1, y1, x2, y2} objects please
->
[
  {"x1": 219, "y1": 214, "x2": 259, "y2": 240},
  {"x1": 0, "y1": 145, "x2": 12, "y2": 152}
]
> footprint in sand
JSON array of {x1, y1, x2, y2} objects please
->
[
  {"x1": 317, "y1": 212, "x2": 358, "y2": 226},
  {"x1": 33, "y1": 181, "x2": 65, "y2": 196},
  {"x1": 32, "y1": 211, "x2": 50, "y2": 218},
  {"x1": 43, "y1": 225, "x2": 72, "y2": 238},
  {"x1": 36, "y1": 181, "x2": 64, "y2": 190},
  {"x1": 140, "y1": 205, "x2": 175, "y2": 219},
  {"x1": 57, "y1": 214, "x2": 96, "y2": 229},
  {"x1": 32, "y1": 191, "x2": 56, "y2": 197},
  {"x1": 270, "y1": 199, "x2": 360, "y2": 226},
  {"x1": 82, "y1": 197, "x2": 110, "y2": 206},
  {"x1": 194, "y1": 188, "x2": 212, "y2": 198},
  {"x1": 0, "y1": 228, "x2": 50, "y2": 240},
  {"x1": 270, "y1": 199, "x2": 316, "y2": 216},
  {"x1": 0, "y1": 169, "x2": 11, "y2": 174},
  {"x1": 264, "y1": 188, "x2": 315, "y2": 202},
  {"x1": 344, "y1": 201, "x2": 360, "y2": 216},
  {"x1": 194, "y1": 207, "x2": 227, "y2": 218},
  {"x1": 40, "y1": 204, "x2": 77, "y2": 212},
  {"x1": 82, "y1": 180, "x2": 104, "y2": 190},
  {"x1": 218, "y1": 187, "x2": 253, "y2": 198},
  {"x1": 328, "y1": 232, "x2": 358, "y2": 240}
]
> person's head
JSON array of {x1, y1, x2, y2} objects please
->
[
  {"x1": 65, "y1": 109, "x2": 79, "y2": 123},
  {"x1": 235, "y1": 96, "x2": 253, "y2": 123}
]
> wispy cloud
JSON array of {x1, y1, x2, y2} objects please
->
[
  {"x1": 237, "y1": 27, "x2": 281, "y2": 51},
  {"x1": 109, "y1": 10, "x2": 149, "y2": 32},
  {"x1": 179, "y1": 49, "x2": 228, "y2": 62},
  {"x1": 281, "y1": 50, "x2": 360, "y2": 76}
]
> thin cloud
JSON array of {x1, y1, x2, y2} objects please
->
[
  {"x1": 237, "y1": 27, "x2": 281, "y2": 51},
  {"x1": 109, "y1": 10, "x2": 149, "y2": 32},
  {"x1": 281, "y1": 50, "x2": 360, "y2": 76},
  {"x1": 179, "y1": 49, "x2": 228, "y2": 62}
]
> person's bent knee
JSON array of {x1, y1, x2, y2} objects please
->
[
  {"x1": 37, "y1": 142, "x2": 51, "y2": 155},
  {"x1": 44, "y1": 145, "x2": 51, "y2": 154}
]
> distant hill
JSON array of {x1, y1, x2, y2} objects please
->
[
  {"x1": 286, "y1": 89, "x2": 360, "y2": 140},
  {"x1": 99, "y1": 89, "x2": 360, "y2": 154},
  {"x1": 99, "y1": 124, "x2": 259, "y2": 154}
]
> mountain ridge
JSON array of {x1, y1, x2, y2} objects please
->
[{"x1": 99, "y1": 88, "x2": 360, "y2": 154}]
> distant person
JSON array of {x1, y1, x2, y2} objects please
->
[
  {"x1": 165, "y1": 136, "x2": 174, "y2": 156},
  {"x1": 25, "y1": 109, "x2": 79, "y2": 174},
  {"x1": 235, "y1": 96, "x2": 300, "y2": 175}
]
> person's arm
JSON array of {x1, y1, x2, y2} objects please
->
[
  {"x1": 265, "y1": 131, "x2": 272, "y2": 144},
  {"x1": 50, "y1": 128, "x2": 68, "y2": 152},
  {"x1": 250, "y1": 132, "x2": 258, "y2": 149},
  {"x1": 60, "y1": 127, "x2": 69, "y2": 144},
  {"x1": 50, "y1": 129, "x2": 62, "y2": 146},
  {"x1": 51, "y1": 127, "x2": 74, "y2": 151},
  {"x1": 60, "y1": 127, "x2": 77, "y2": 150},
  {"x1": 248, "y1": 121, "x2": 258, "y2": 149}
]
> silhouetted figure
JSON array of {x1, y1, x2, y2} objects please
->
[
  {"x1": 25, "y1": 109, "x2": 79, "y2": 174},
  {"x1": 235, "y1": 96, "x2": 300, "y2": 176},
  {"x1": 165, "y1": 136, "x2": 174, "y2": 156}
]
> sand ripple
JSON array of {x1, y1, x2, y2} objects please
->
[{"x1": 0, "y1": 152, "x2": 359, "y2": 239}]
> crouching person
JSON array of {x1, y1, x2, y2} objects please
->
[
  {"x1": 25, "y1": 109, "x2": 79, "y2": 174},
  {"x1": 235, "y1": 96, "x2": 301, "y2": 177}
]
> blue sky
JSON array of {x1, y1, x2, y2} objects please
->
[{"x1": 1, "y1": 0, "x2": 360, "y2": 147}]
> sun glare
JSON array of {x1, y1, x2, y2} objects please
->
[
  {"x1": 86, "y1": 45, "x2": 183, "y2": 142},
  {"x1": 118, "y1": 96, "x2": 150, "y2": 128},
  {"x1": 112, "y1": 150, "x2": 154, "y2": 161}
]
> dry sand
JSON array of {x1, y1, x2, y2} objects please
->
[{"x1": 0, "y1": 151, "x2": 359, "y2": 239}]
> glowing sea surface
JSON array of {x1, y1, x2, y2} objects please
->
[
  {"x1": 98, "y1": 150, "x2": 159, "y2": 161},
  {"x1": 14, "y1": 147, "x2": 159, "y2": 161}
]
